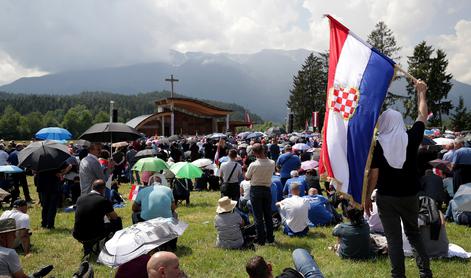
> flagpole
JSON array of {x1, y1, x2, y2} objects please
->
[{"x1": 395, "y1": 65, "x2": 418, "y2": 83}]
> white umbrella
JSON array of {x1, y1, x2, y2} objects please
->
[
  {"x1": 191, "y1": 158, "x2": 213, "y2": 168},
  {"x1": 433, "y1": 137, "x2": 454, "y2": 145},
  {"x1": 98, "y1": 218, "x2": 188, "y2": 267},
  {"x1": 292, "y1": 143, "x2": 310, "y2": 151}
]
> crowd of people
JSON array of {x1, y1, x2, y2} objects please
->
[{"x1": 0, "y1": 80, "x2": 470, "y2": 277}]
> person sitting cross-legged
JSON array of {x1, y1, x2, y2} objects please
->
[
  {"x1": 214, "y1": 196, "x2": 255, "y2": 249},
  {"x1": 73, "y1": 179, "x2": 122, "y2": 256},
  {"x1": 303, "y1": 188, "x2": 337, "y2": 227},
  {"x1": 276, "y1": 182, "x2": 309, "y2": 237},
  {"x1": 332, "y1": 206, "x2": 374, "y2": 260},
  {"x1": 132, "y1": 176, "x2": 178, "y2": 250}
]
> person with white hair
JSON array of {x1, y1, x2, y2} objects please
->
[
  {"x1": 283, "y1": 170, "x2": 308, "y2": 197},
  {"x1": 364, "y1": 80, "x2": 432, "y2": 278}
]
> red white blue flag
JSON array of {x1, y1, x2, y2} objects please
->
[{"x1": 319, "y1": 15, "x2": 395, "y2": 204}]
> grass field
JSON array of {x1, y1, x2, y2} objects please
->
[{"x1": 15, "y1": 179, "x2": 471, "y2": 277}]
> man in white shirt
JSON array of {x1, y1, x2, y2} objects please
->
[
  {"x1": 79, "y1": 142, "x2": 105, "y2": 195},
  {"x1": 239, "y1": 180, "x2": 251, "y2": 212},
  {"x1": 0, "y1": 145, "x2": 8, "y2": 166},
  {"x1": 219, "y1": 149, "x2": 243, "y2": 201},
  {"x1": 0, "y1": 200, "x2": 31, "y2": 256},
  {"x1": 276, "y1": 182, "x2": 309, "y2": 237}
]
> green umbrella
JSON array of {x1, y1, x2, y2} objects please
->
[
  {"x1": 132, "y1": 157, "x2": 169, "y2": 172},
  {"x1": 169, "y1": 162, "x2": 203, "y2": 179}
]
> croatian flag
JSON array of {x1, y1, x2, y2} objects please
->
[{"x1": 319, "y1": 15, "x2": 395, "y2": 204}]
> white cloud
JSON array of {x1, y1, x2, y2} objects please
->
[
  {"x1": 0, "y1": 0, "x2": 469, "y2": 85},
  {"x1": 0, "y1": 50, "x2": 46, "y2": 85},
  {"x1": 433, "y1": 20, "x2": 471, "y2": 83}
]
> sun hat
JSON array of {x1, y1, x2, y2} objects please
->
[
  {"x1": 216, "y1": 196, "x2": 237, "y2": 214},
  {"x1": 0, "y1": 218, "x2": 21, "y2": 234}
]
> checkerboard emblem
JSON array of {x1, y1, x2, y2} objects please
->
[{"x1": 329, "y1": 86, "x2": 359, "y2": 119}]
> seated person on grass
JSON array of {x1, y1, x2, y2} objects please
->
[
  {"x1": 332, "y1": 206, "x2": 373, "y2": 260},
  {"x1": 73, "y1": 179, "x2": 122, "y2": 256},
  {"x1": 276, "y1": 182, "x2": 309, "y2": 237},
  {"x1": 246, "y1": 249, "x2": 324, "y2": 278},
  {"x1": 215, "y1": 196, "x2": 255, "y2": 249},
  {"x1": 0, "y1": 218, "x2": 29, "y2": 278},
  {"x1": 0, "y1": 200, "x2": 31, "y2": 257},
  {"x1": 303, "y1": 188, "x2": 336, "y2": 227},
  {"x1": 283, "y1": 171, "x2": 307, "y2": 197},
  {"x1": 132, "y1": 175, "x2": 176, "y2": 223}
]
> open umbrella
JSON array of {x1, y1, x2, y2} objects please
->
[
  {"x1": 74, "y1": 139, "x2": 91, "y2": 147},
  {"x1": 111, "y1": 141, "x2": 129, "y2": 148},
  {"x1": 167, "y1": 135, "x2": 180, "y2": 142},
  {"x1": 98, "y1": 218, "x2": 188, "y2": 267},
  {"x1": 132, "y1": 157, "x2": 169, "y2": 172},
  {"x1": 292, "y1": 143, "x2": 310, "y2": 151},
  {"x1": 209, "y1": 133, "x2": 227, "y2": 139},
  {"x1": 237, "y1": 131, "x2": 251, "y2": 139},
  {"x1": 191, "y1": 158, "x2": 213, "y2": 168},
  {"x1": 18, "y1": 141, "x2": 71, "y2": 172},
  {"x1": 433, "y1": 137, "x2": 454, "y2": 146},
  {"x1": 0, "y1": 165, "x2": 24, "y2": 174},
  {"x1": 79, "y1": 122, "x2": 141, "y2": 142},
  {"x1": 246, "y1": 132, "x2": 265, "y2": 140},
  {"x1": 170, "y1": 162, "x2": 203, "y2": 179},
  {"x1": 428, "y1": 159, "x2": 451, "y2": 173},
  {"x1": 134, "y1": 149, "x2": 158, "y2": 159},
  {"x1": 35, "y1": 127, "x2": 72, "y2": 141},
  {"x1": 301, "y1": 160, "x2": 319, "y2": 171}
]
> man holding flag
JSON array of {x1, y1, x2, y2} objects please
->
[{"x1": 319, "y1": 15, "x2": 432, "y2": 277}]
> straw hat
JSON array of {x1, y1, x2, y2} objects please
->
[
  {"x1": 0, "y1": 218, "x2": 21, "y2": 234},
  {"x1": 216, "y1": 196, "x2": 237, "y2": 214}
]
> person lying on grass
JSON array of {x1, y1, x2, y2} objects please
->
[{"x1": 246, "y1": 249, "x2": 324, "y2": 278}]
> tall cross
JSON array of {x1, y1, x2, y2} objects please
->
[
  {"x1": 165, "y1": 74, "x2": 179, "y2": 135},
  {"x1": 165, "y1": 74, "x2": 179, "y2": 98}
]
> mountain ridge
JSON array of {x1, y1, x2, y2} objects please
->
[{"x1": 1, "y1": 49, "x2": 470, "y2": 122}]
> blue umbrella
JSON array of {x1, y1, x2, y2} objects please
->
[
  {"x1": 36, "y1": 127, "x2": 72, "y2": 141},
  {"x1": 0, "y1": 165, "x2": 24, "y2": 173}
]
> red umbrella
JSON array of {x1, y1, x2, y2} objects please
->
[{"x1": 428, "y1": 159, "x2": 451, "y2": 173}]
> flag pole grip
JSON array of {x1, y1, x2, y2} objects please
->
[{"x1": 395, "y1": 65, "x2": 418, "y2": 83}]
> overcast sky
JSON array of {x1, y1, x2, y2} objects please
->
[{"x1": 0, "y1": 0, "x2": 469, "y2": 85}]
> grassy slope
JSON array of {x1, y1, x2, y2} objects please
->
[{"x1": 18, "y1": 179, "x2": 471, "y2": 277}]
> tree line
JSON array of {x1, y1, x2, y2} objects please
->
[
  {"x1": 0, "y1": 91, "x2": 262, "y2": 139},
  {"x1": 288, "y1": 21, "x2": 465, "y2": 131}
]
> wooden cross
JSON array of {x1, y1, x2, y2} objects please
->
[{"x1": 165, "y1": 74, "x2": 179, "y2": 98}]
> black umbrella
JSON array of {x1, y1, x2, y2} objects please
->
[
  {"x1": 168, "y1": 135, "x2": 180, "y2": 142},
  {"x1": 79, "y1": 122, "x2": 142, "y2": 143},
  {"x1": 135, "y1": 149, "x2": 158, "y2": 159},
  {"x1": 18, "y1": 141, "x2": 71, "y2": 172}
]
